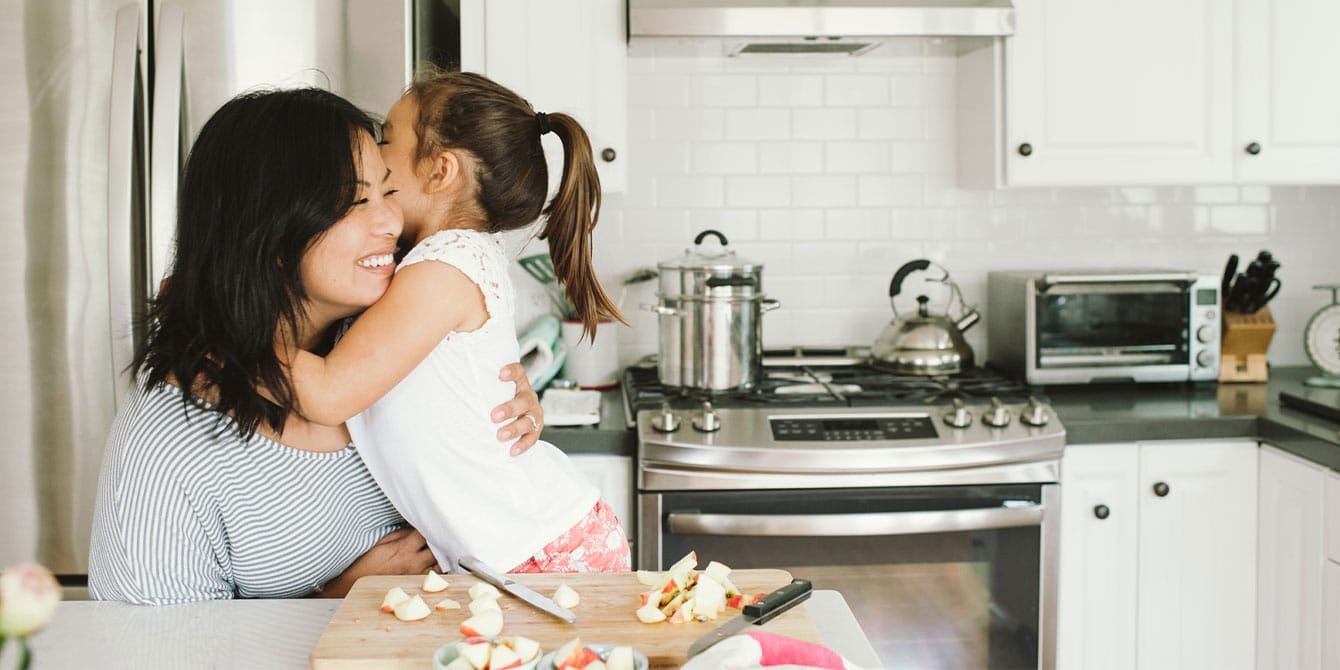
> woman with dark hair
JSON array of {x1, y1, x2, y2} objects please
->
[{"x1": 86, "y1": 87, "x2": 544, "y2": 604}]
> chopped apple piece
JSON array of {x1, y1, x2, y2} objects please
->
[
  {"x1": 667, "y1": 600, "x2": 694, "y2": 624},
  {"x1": 459, "y1": 608, "x2": 504, "y2": 638},
  {"x1": 560, "y1": 648, "x2": 601, "y2": 670},
  {"x1": 692, "y1": 574, "x2": 726, "y2": 617},
  {"x1": 726, "y1": 593, "x2": 763, "y2": 609},
  {"x1": 489, "y1": 644, "x2": 523, "y2": 670},
  {"x1": 584, "y1": 661, "x2": 607, "y2": 670},
  {"x1": 442, "y1": 656, "x2": 475, "y2": 670},
  {"x1": 667, "y1": 550, "x2": 698, "y2": 576},
  {"x1": 392, "y1": 594, "x2": 432, "y2": 621},
  {"x1": 435, "y1": 597, "x2": 462, "y2": 611},
  {"x1": 635, "y1": 603, "x2": 667, "y2": 623},
  {"x1": 422, "y1": 570, "x2": 449, "y2": 593},
  {"x1": 704, "y1": 560, "x2": 731, "y2": 583},
  {"x1": 380, "y1": 586, "x2": 411, "y2": 613},
  {"x1": 638, "y1": 589, "x2": 659, "y2": 607},
  {"x1": 505, "y1": 635, "x2": 541, "y2": 663},
  {"x1": 553, "y1": 638, "x2": 584, "y2": 669},
  {"x1": 469, "y1": 582, "x2": 501, "y2": 601},
  {"x1": 605, "y1": 646, "x2": 636, "y2": 670},
  {"x1": 460, "y1": 638, "x2": 492, "y2": 670},
  {"x1": 635, "y1": 570, "x2": 661, "y2": 586},
  {"x1": 468, "y1": 596, "x2": 501, "y2": 615},
  {"x1": 553, "y1": 583, "x2": 580, "y2": 609}
]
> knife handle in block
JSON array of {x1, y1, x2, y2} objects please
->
[{"x1": 743, "y1": 579, "x2": 812, "y2": 624}]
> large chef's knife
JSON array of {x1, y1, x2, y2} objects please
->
[
  {"x1": 457, "y1": 555, "x2": 576, "y2": 623},
  {"x1": 686, "y1": 579, "x2": 813, "y2": 658}
]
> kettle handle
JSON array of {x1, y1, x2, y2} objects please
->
[
  {"x1": 694, "y1": 229, "x2": 729, "y2": 247},
  {"x1": 889, "y1": 259, "x2": 932, "y2": 298}
]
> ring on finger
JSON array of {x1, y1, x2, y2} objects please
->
[{"x1": 526, "y1": 414, "x2": 540, "y2": 432}]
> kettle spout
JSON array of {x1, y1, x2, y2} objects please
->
[{"x1": 955, "y1": 310, "x2": 981, "y2": 333}]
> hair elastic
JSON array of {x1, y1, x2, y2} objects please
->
[{"x1": 535, "y1": 112, "x2": 552, "y2": 136}]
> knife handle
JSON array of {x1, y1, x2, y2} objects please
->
[{"x1": 743, "y1": 579, "x2": 812, "y2": 624}]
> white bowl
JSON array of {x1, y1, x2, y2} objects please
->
[
  {"x1": 538, "y1": 643, "x2": 649, "y2": 670},
  {"x1": 434, "y1": 639, "x2": 543, "y2": 670}
]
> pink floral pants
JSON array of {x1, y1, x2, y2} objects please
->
[{"x1": 508, "y1": 500, "x2": 631, "y2": 573}]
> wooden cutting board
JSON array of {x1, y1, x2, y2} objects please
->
[{"x1": 310, "y1": 569, "x2": 819, "y2": 669}]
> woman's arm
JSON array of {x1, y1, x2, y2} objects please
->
[
  {"x1": 287, "y1": 260, "x2": 485, "y2": 425},
  {"x1": 313, "y1": 528, "x2": 437, "y2": 598}
]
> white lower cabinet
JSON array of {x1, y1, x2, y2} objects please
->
[
  {"x1": 1257, "y1": 445, "x2": 1326, "y2": 668},
  {"x1": 567, "y1": 453, "x2": 634, "y2": 538},
  {"x1": 1058, "y1": 440, "x2": 1257, "y2": 670}
]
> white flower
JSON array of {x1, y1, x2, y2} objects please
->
[{"x1": 0, "y1": 562, "x2": 61, "y2": 637}]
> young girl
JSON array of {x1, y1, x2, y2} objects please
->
[{"x1": 287, "y1": 70, "x2": 629, "y2": 574}]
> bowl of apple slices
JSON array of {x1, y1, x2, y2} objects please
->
[
  {"x1": 434, "y1": 635, "x2": 543, "y2": 670},
  {"x1": 539, "y1": 638, "x2": 646, "y2": 670}
]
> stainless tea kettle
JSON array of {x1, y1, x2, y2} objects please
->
[{"x1": 870, "y1": 259, "x2": 980, "y2": 375}]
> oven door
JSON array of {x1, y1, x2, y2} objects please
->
[{"x1": 639, "y1": 483, "x2": 1059, "y2": 670}]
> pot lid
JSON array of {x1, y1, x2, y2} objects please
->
[{"x1": 659, "y1": 229, "x2": 763, "y2": 273}]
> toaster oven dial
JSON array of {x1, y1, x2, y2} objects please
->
[
  {"x1": 1196, "y1": 325, "x2": 1217, "y2": 344},
  {"x1": 982, "y1": 398, "x2": 1012, "y2": 428},
  {"x1": 1196, "y1": 350, "x2": 1215, "y2": 368}
]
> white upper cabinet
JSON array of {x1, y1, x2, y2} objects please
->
[
  {"x1": 1235, "y1": 0, "x2": 1340, "y2": 183},
  {"x1": 963, "y1": 0, "x2": 1340, "y2": 185},
  {"x1": 461, "y1": 0, "x2": 628, "y2": 193},
  {"x1": 1003, "y1": 0, "x2": 1233, "y2": 185}
]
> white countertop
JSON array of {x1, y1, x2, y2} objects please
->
[{"x1": 5, "y1": 590, "x2": 881, "y2": 669}]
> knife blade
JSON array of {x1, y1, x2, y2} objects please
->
[
  {"x1": 686, "y1": 578, "x2": 813, "y2": 658},
  {"x1": 456, "y1": 555, "x2": 576, "y2": 623}
]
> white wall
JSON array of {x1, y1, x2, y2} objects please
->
[{"x1": 547, "y1": 37, "x2": 1340, "y2": 368}]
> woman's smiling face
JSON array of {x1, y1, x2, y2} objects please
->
[{"x1": 298, "y1": 130, "x2": 403, "y2": 334}]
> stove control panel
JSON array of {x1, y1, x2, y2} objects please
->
[{"x1": 770, "y1": 416, "x2": 938, "y2": 441}]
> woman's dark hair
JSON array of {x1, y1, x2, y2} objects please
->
[
  {"x1": 134, "y1": 87, "x2": 377, "y2": 437},
  {"x1": 407, "y1": 67, "x2": 624, "y2": 342}
]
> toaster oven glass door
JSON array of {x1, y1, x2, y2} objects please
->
[{"x1": 1035, "y1": 290, "x2": 1189, "y2": 367}]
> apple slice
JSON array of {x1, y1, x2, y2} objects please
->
[
  {"x1": 380, "y1": 586, "x2": 411, "y2": 613},
  {"x1": 505, "y1": 636, "x2": 541, "y2": 663},
  {"x1": 605, "y1": 647, "x2": 636, "y2": 670},
  {"x1": 704, "y1": 560, "x2": 731, "y2": 583},
  {"x1": 489, "y1": 644, "x2": 523, "y2": 670},
  {"x1": 460, "y1": 638, "x2": 492, "y2": 670},
  {"x1": 460, "y1": 608, "x2": 504, "y2": 638},
  {"x1": 553, "y1": 638, "x2": 583, "y2": 669},
  {"x1": 469, "y1": 596, "x2": 501, "y2": 615},
  {"x1": 635, "y1": 602, "x2": 667, "y2": 623},
  {"x1": 667, "y1": 600, "x2": 695, "y2": 624},
  {"x1": 442, "y1": 656, "x2": 475, "y2": 670},
  {"x1": 635, "y1": 570, "x2": 661, "y2": 587},
  {"x1": 423, "y1": 570, "x2": 449, "y2": 593},
  {"x1": 553, "y1": 583, "x2": 580, "y2": 609},
  {"x1": 392, "y1": 594, "x2": 431, "y2": 621},
  {"x1": 435, "y1": 598, "x2": 462, "y2": 611},
  {"x1": 469, "y1": 582, "x2": 501, "y2": 601}
]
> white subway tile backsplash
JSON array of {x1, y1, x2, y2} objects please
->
[{"x1": 594, "y1": 46, "x2": 1340, "y2": 367}]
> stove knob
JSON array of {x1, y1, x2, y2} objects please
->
[
  {"x1": 692, "y1": 401, "x2": 721, "y2": 432},
  {"x1": 1021, "y1": 397, "x2": 1050, "y2": 427},
  {"x1": 651, "y1": 402, "x2": 680, "y2": 432},
  {"x1": 982, "y1": 398, "x2": 1012, "y2": 428},
  {"x1": 942, "y1": 399, "x2": 973, "y2": 428}
]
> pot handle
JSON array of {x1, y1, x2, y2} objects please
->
[
  {"x1": 889, "y1": 259, "x2": 932, "y2": 298},
  {"x1": 761, "y1": 298, "x2": 781, "y2": 313},
  {"x1": 642, "y1": 303, "x2": 680, "y2": 317},
  {"x1": 705, "y1": 275, "x2": 756, "y2": 288},
  {"x1": 694, "y1": 229, "x2": 729, "y2": 247}
]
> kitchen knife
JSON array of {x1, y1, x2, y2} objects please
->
[
  {"x1": 1221, "y1": 254, "x2": 1238, "y2": 299},
  {"x1": 686, "y1": 578, "x2": 813, "y2": 658},
  {"x1": 456, "y1": 555, "x2": 577, "y2": 623}
]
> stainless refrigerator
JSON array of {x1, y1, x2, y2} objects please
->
[{"x1": 1, "y1": 0, "x2": 435, "y2": 577}]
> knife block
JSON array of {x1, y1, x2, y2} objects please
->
[{"x1": 1219, "y1": 306, "x2": 1275, "y2": 383}]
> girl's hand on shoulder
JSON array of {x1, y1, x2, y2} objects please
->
[
  {"x1": 315, "y1": 528, "x2": 436, "y2": 597},
  {"x1": 493, "y1": 362, "x2": 543, "y2": 456}
]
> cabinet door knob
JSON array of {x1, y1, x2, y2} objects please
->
[
  {"x1": 1017, "y1": 142, "x2": 1033, "y2": 157},
  {"x1": 1245, "y1": 142, "x2": 1262, "y2": 155},
  {"x1": 600, "y1": 147, "x2": 617, "y2": 162},
  {"x1": 1153, "y1": 482, "x2": 1170, "y2": 497},
  {"x1": 1093, "y1": 504, "x2": 1110, "y2": 520}
]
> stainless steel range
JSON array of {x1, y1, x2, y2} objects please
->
[{"x1": 626, "y1": 348, "x2": 1065, "y2": 669}]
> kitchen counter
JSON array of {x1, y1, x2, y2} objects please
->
[
  {"x1": 6, "y1": 590, "x2": 880, "y2": 669},
  {"x1": 545, "y1": 366, "x2": 1340, "y2": 473}
]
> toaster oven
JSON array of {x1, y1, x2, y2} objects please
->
[{"x1": 987, "y1": 270, "x2": 1220, "y2": 384}]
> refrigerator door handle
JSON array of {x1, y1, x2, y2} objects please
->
[
  {"x1": 150, "y1": 4, "x2": 185, "y2": 298},
  {"x1": 108, "y1": 4, "x2": 143, "y2": 408}
]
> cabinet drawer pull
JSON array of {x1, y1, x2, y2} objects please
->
[
  {"x1": 1093, "y1": 504, "x2": 1110, "y2": 520},
  {"x1": 1245, "y1": 142, "x2": 1262, "y2": 155},
  {"x1": 1153, "y1": 482, "x2": 1170, "y2": 497},
  {"x1": 1017, "y1": 142, "x2": 1033, "y2": 157}
]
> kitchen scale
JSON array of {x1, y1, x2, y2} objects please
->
[{"x1": 1304, "y1": 284, "x2": 1340, "y2": 388}]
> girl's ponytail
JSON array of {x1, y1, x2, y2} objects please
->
[{"x1": 539, "y1": 112, "x2": 624, "y2": 342}]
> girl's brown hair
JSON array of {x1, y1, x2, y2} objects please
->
[{"x1": 407, "y1": 67, "x2": 623, "y2": 341}]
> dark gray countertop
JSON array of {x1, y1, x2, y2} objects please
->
[{"x1": 544, "y1": 366, "x2": 1340, "y2": 472}]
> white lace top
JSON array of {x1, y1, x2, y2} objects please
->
[{"x1": 346, "y1": 230, "x2": 598, "y2": 572}]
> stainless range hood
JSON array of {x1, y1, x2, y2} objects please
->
[{"x1": 628, "y1": 0, "x2": 1015, "y2": 39}]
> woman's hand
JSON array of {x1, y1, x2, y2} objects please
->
[
  {"x1": 492, "y1": 362, "x2": 543, "y2": 456},
  {"x1": 314, "y1": 528, "x2": 436, "y2": 598}
]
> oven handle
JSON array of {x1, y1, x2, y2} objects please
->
[{"x1": 666, "y1": 502, "x2": 1044, "y2": 537}]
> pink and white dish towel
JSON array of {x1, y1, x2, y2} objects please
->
[{"x1": 680, "y1": 631, "x2": 873, "y2": 670}]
